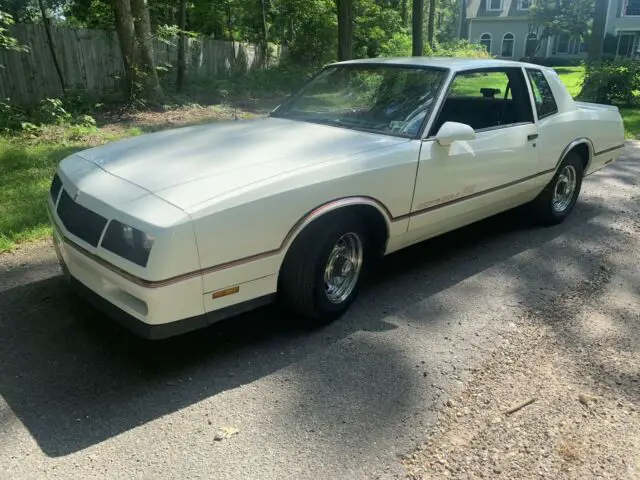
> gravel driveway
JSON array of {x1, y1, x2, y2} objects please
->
[{"x1": 1, "y1": 143, "x2": 639, "y2": 480}]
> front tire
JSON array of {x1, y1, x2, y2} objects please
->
[
  {"x1": 531, "y1": 151, "x2": 584, "y2": 226},
  {"x1": 278, "y1": 213, "x2": 371, "y2": 326}
]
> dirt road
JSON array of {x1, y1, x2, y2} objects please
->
[{"x1": 1, "y1": 144, "x2": 638, "y2": 480}]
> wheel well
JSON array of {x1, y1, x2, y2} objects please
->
[
  {"x1": 345, "y1": 204, "x2": 390, "y2": 255},
  {"x1": 284, "y1": 203, "x2": 390, "y2": 261},
  {"x1": 568, "y1": 143, "x2": 590, "y2": 171}
]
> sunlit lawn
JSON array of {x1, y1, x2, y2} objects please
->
[
  {"x1": 554, "y1": 66, "x2": 584, "y2": 98},
  {"x1": 0, "y1": 131, "x2": 129, "y2": 253}
]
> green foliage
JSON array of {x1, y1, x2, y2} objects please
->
[
  {"x1": 0, "y1": 98, "x2": 26, "y2": 131},
  {"x1": 580, "y1": 60, "x2": 640, "y2": 105},
  {"x1": 0, "y1": 95, "x2": 98, "y2": 134},
  {"x1": 154, "y1": 23, "x2": 199, "y2": 46},
  {"x1": 520, "y1": 57, "x2": 584, "y2": 67},
  {"x1": 35, "y1": 98, "x2": 72, "y2": 125},
  {"x1": 428, "y1": 39, "x2": 490, "y2": 58},
  {"x1": 380, "y1": 35, "x2": 490, "y2": 59},
  {"x1": 278, "y1": 0, "x2": 339, "y2": 66},
  {"x1": 530, "y1": 0, "x2": 594, "y2": 41},
  {"x1": 354, "y1": 0, "x2": 404, "y2": 58},
  {"x1": 0, "y1": 1, "x2": 41, "y2": 23},
  {"x1": 0, "y1": 10, "x2": 28, "y2": 55},
  {"x1": 435, "y1": 0, "x2": 464, "y2": 44},
  {"x1": 62, "y1": 0, "x2": 113, "y2": 29},
  {"x1": 379, "y1": 31, "x2": 413, "y2": 57}
]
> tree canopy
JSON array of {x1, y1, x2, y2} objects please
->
[{"x1": 530, "y1": 0, "x2": 595, "y2": 43}]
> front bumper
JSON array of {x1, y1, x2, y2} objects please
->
[
  {"x1": 50, "y1": 215, "x2": 209, "y2": 339},
  {"x1": 51, "y1": 222, "x2": 275, "y2": 339}
]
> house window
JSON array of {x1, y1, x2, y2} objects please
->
[
  {"x1": 480, "y1": 33, "x2": 492, "y2": 53},
  {"x1": 556, "y1": 34, "x2": 570, "y2": 54},
  {"x1": 617, "y1": 33, "x2": 636, "y2": 56},
  {"x1": 501, "y1": 33, "x2": 515, "y2": 57},
  {"x1": 623, "y1": 0, "x2": 640, "y2": 16},
  {"x1": 518, "y1": 0, "x2": 532, "y2": 10},
  {"x1": 525, "y1": 33, "x2": 537, "y2": 57},
  {"x1": 486, "y1": 0, "x2": 503, "y2": 11}
]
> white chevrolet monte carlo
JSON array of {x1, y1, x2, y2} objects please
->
[{"x1": 48, "y1": 57, "x2": 625, "y2": 339}]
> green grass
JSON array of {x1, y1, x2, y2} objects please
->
[
  {"x1": 554, "y1": 66, "x2": 585, "y2": 98},
  {"x1": 619, "y1": 106, "x2": 640, "y2": 139},
  {"x1": 0, "y1": 127, "x2": 139, "y2": 252},
  {"x1": 0, "y1": 138, "x2": 80, "y2": 252}
]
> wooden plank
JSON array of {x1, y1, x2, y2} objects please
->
[{"x1": 2, "y1": 24, "x2": 281, "y2": 105}]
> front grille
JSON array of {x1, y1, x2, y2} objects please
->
[
  {"x1": 50, "y1": 173, "x2": 62, "y2": 202},
  {"x1": 57, "y1": 190, "x2": 108, "y2": 247}
]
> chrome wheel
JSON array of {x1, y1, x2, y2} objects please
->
[
  {"x1": 552, "y1": 165, "x2": 577, "y2": 213},
  {"x1": 324, "y1": 232, "x2": 363, "y2": 304}
]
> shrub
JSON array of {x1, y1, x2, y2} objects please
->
[
  {"x1": 0, "y1": 99, "x2": 26, "y2": 131},
  {"x1": 379, "y1": 32, "x2": 412, "y2": 57},
  {"x1": 521, "y1": 56, "x2": 584, "y2": 67},
  {"x1": 429, "y1": 39, "x2": 490, "y2": 58},
  {"x1": 0, "y1": 96, "x2": 97, "y2": 135},
  {"x1": 380, "y1": 36, "x2": 491, "y2": 59},
  {"x1": 580, "y1": 59, "x2": 640, "y2": 105},
  {"x1": 35, "y1": 98, "x2": 72, "y2": 125}
]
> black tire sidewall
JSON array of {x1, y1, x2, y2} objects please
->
[
  {"x1": 309, "y1": 217, "x2": 371, "y2": 319},
  {"x1": 541, "y1": 152, "x2": 584, "y2": 223}
]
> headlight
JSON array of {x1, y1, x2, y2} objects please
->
[{"x1": 101, "y1": 220, "x2": 154, "y2": 267}]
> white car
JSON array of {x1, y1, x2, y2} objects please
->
[{"x1": 48, "y1": 57, "x2": 625, "y2": 339}]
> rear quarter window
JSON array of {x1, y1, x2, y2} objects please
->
[{"x1": 526, "y1": 68, "x2": 558, "y2": 119}]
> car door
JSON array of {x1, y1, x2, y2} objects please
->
[{"x1": 405, "y1": 67, "x2": 541, "y2": 244}]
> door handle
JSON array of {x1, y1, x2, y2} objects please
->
[{"x1": 527, "y1": 134, "x2": 539, "y2": 141}]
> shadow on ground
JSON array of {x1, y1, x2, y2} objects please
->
[{"x1": 0, "y1": 155, "x2": 637, "y2": 460}]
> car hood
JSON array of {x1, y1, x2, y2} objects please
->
[{"x1": 76, "y1": 117, "x2": 408, "y2": 210}]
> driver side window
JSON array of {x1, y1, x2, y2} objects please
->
[{"x1": 430, "y1": 68, "x2": 534, "y2": 136}]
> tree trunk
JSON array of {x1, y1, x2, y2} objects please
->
[
  {"x1": 261, "y1": 0, "x2": 269, "y2": 45},
  {"x1": 130, "y1": 0, "x2": 163, "y2": 104},
  {"x1": 176, "y1": 0, "x2": 187, "y2": 91},
  {"x1": 37, "y1": 0, "x2": 65, "y2": 93},
  {"x1": 458, "y1": 0, "x2": 467, "y2": 39},
  {"x1": 225, "y1": 1, "x2": 233, "y2": 39},
  {"x1": 113, "y1": 0, "x2": 138, "y2": 101},
  {"x1": 336, "y1": 0, "x2": 354, "y2": 61},
  {"x1": 401, "y1": 0, "x2": 408, "y2": 28},
  {"x1": 587, "y1": 0, "x2": 607, "y2": 61},
  {"x1": 412, "y1": 0, "x2": 424, "y2": 56},
  {"x1": 427, "y1": 0, "x2": 436, "y2": 48},
  {"x1": 259, "y1": 0, "x2": 269, "y2": 65}
]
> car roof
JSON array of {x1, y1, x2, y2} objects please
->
[{"x1": 328, "y1": 56, "x2": 547, "y2": 72}]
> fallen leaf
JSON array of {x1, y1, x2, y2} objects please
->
[{"x1": 214, "y1": 426, "x2": 239, "y2": 441}]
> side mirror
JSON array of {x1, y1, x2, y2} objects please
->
[{"x1": 434, "y1": 121, "x2": 476, "y2": 146}]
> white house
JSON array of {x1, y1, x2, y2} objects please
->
[{"x1": 466, "y1": 0, "x2": 640, "y2": 59}]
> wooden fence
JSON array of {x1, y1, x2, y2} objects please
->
[{"x1": 0, "y1": 23, "x2": 281, "y2": 105}]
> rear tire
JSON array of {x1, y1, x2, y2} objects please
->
[
  {"x1": 278, "y1": 213, "x2": 371, "y2": 326},
  {"x1": 530, "y1": 151, "x2": 584, "y2": 226}
]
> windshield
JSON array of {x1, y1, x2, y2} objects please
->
[{"x1": 271, "y1": 65, "x2": 448, "y2": 138}]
